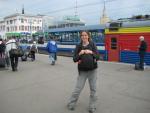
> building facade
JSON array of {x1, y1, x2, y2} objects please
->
[
  {"x1": 0, "y1": 13, "x2": 43, "y2": 39},
  {"x1": 0, "y1": 20, "x2": 5, "y2": 39}
]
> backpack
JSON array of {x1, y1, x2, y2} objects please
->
[
  {"x1": 134, "y1": 62, "x2": 140, "y2": 70},
  {"x1": 78, "y1": 43, "x2": 97, "y2": 71},
  {"x1": 30, "y1": 45, "x2": 36, "y2": 52},
  {"x1": 47, "y1": 41, "x2": 57, "y2": 53}
]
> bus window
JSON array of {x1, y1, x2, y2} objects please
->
[
  {"x1": 38, "y1": 36, "x2": 44, "y2": 44},
  {"x1": 90, "y1": 31, "x2": 104, "y2": 43},
  {"x1": 91, "y1": 31, "x2": 96, "y2": 41},
  {"x1": 72, "y1": 32, "x2": 80, "y2": 42},
  {"x1": 98, "y1": 31, "x2": 105, "y2": 43},
  {"x1": 60, "y1": 32, "x2": 77, "y2": 42}
]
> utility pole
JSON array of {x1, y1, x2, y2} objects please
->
[{"x1": 75, "y1": 0, "x2": 78, "y2": 17}]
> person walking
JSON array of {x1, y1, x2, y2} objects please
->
[
  {"x1": 6, "y1": 37, "x2": 19, "y2": 71},
  {"x1": 138, "y1": 36, "x2": 147, "y2": 70},
  {"x1": 29, "y1": 41, "x2": 38, "y2": 61},
  {"x1": 0, "y1": 38, "x2": 5, "y2": 57},
  {"x1": 67, "y1": 31, "x2": 99, "y2": 113},
  {"x1": 0, "y1": 38, "x2": 6, "y2": 68},
  {"x1": 46, "y1": 37, "x2": 57, "y2": 65}
]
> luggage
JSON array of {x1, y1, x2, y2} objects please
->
[
  {"x1": 21, "y1": 55, "x2": 27, "y2": 61},
  {"x1": 30, "y1": 45, "x2": 37, "y2": 52},
  {"x1": 28, "y1": 51, "x2": 32, "y2": 58},
  {"x1": 21, "y1": 50, "x2": 29, "y2": 61},
  {"x1": 0, "y1": 58, "x2": 5, "y2": 67},
  {"x1": 134, "y1": 62, "x2": 140, "y2": 70},
  {"x1": 9, "y1": 48, "x2": 24, "y2": 57}
]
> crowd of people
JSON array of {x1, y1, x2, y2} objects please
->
[
  {"x1": 0, "y1": 36, "x2": 58, "y2": 71},
  {"x1": 0, "y1": 37, "x2": 39, "y2": 71}
]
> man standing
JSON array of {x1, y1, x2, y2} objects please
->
[{"x1": 138, "y1": 36, "x2": 147, "y2": 70}]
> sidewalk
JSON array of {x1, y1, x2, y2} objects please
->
[{"x1": 0, "y1": 54, "x2": 150, "y2": 113}]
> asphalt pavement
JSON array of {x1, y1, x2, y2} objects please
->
[{"x1": 0, "y1": 54, "x2": 150, "y2": 113}]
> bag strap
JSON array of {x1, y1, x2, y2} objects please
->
[
  {"x1": 11, "y1": 42, "x2": 13, "y2": 49},
  {"x1": 11, "y1": 41, "x2": 19, "y2": 49}
]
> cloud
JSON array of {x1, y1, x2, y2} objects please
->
[{"x1": 0, "y1": 0, "x2": 150, "y2": 24}]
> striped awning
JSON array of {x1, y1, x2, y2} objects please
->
[{"x1": 6, "y1": 33, "x2": 21, "y2": 37}]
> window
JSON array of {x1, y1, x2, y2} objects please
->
[
  {"x1": 21, "y1": 18, "x2": 24, "y2": 23},
  {"x1": 111, "y1": 37, "x2": 117, "y2": 49},
  {"x1": 19, "y1": 26, "x2": 21, "y2": 30},
  {"x1": 37, "y1": 26, "x2": 39, "y2": 30},
  {"x1": 10, "y1": 20, "x2": 13, "y2": 24},
  {"x1": 25, "y1": 26, "x2": 27, "y2": 31},
  {"x1": 15, "y1": 26, "x2": 17, "y2": 31},
  {"x1": 7, "y1": 27, "x2": 9, "y2": 32},
  {"x1": 21, "y1": 25, "x2": 24, "y2": 30}
]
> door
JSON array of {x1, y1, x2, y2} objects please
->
[{"x1": 107, "y1": 36, "x2": 119, "y2": 61}]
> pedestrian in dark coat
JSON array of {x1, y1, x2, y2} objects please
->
[{"x1": 138, "y1": 36, "x2": 147, "y2": 70}]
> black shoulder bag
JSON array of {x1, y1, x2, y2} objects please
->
[
  {"x1": 9, "y1": 42, "x2": 23, "y2": 57},
  {"x1": 78, "y1": 44, "x2": 97, "y2": 71}
]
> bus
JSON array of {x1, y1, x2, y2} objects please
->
[{"x1": 40, "y1": 24, "x2": 106, "y2": 60}]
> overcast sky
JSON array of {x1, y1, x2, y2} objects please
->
[{"x1": 0, "y1": 0, "x2": 150, "y2": 25}]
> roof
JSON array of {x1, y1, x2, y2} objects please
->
[
  {"x1": 122, "y1": 20, "x2": 150, "y2": 27},
  {"x1": 4, "y1": 13, "x2": 43, "y2": 19},
  {"x1": 106, "y1": 20, "x2": 150, "y2": 28},
  {"x1": 47, "y1": 24, "x2": 105, "y2": 33}
]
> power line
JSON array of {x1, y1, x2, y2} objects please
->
[
  {"x1": 42, "y1": 0, "x2": 120, "y2": 14},
  {"x1": 36, "y1": 0, "x2": 149, "y2": 20},
  {"x1": 47, "y1": 3, "x2": 150, "y2": 18}
]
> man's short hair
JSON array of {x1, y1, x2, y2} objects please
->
[{"x1": 139, "y1": 36, "x2": 144, "y2": 41}]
